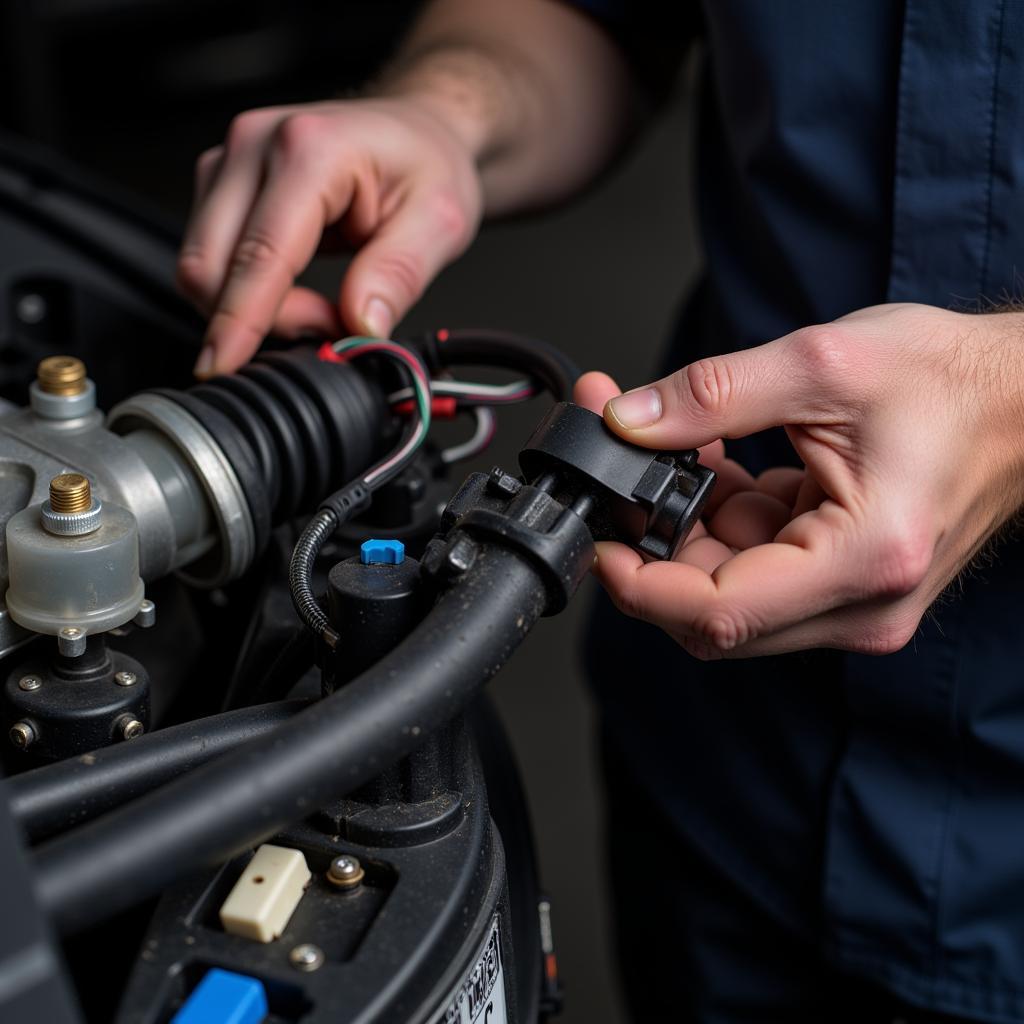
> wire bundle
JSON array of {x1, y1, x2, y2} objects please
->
[
  {"x1": 291, "y1": 329, "x2": 575, "y2": 647},
  {"x1": 321, "y1": 337, "x2": 433, "y2": 485}
]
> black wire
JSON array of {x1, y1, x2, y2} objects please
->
[{"x1": 288, "y1": 507, "x2": 341, "y2": 647}]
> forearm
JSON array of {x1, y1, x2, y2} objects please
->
[{"x1": 373, "y1": 0, "x2": 637, "y2": 215}]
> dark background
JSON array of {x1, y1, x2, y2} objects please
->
[{"x1": 0, "y1": 4, "x2": 700, "y2": 1020}]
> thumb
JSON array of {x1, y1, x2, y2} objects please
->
[
  {"x1": 604, "y1": 334, "x2": 812, "y2": 449},
  {"x1": 338, "y1": 187, "x2": 477, "y2": 338}
]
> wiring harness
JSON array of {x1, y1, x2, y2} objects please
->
[{"x1": 289, "y1": 328, "x2": 574, "y2": 649}]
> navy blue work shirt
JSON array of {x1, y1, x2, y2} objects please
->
[{"x1": 565, "y1": 2, "x2": 1024, "y2": 1020}]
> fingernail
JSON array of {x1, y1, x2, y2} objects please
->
[
  {"x1": 607, "y1": 388, "x2": 662, "y2": 429},
  {"x1": 361, "y1": 297, "x2": 392, "y2": 338},
  {"x1": 193, "y1": 344, "x2": 216, "y2": 379}
]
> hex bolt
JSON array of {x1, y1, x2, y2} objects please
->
[
  {"x1": 327, "y1": 854, "x2": 365, "y2": 889},
  {"x1": 57, "y1": 627, "x2": 87, "y2": 658},
  {"x1": 10, "y1": 721, "x2": 36, "y2": 750},
  {"x1": 18, "y1": 675, "x2": 42, "y2": 692},
  {"x1": 114, "y1": 671, "x2": 137, "y2": 687},
  {"x1": 288, "y1": 944, "x2": 325, "y2": 972},
  {"x1": 117, "y1": 716, "x2": 145, "y2": 741}
]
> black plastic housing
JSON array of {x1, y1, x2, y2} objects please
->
[
  {"x1": 114, "y1": 705, "x2": 540, "y2": 1024},
  {"x1": 325, "y1": 554, "x2": 427, "y2": 693},
  {"x1": 520, "y1": 401, "x2": 715, "y2": 560},
  {"x1": 3, "y1": 638, "x2": 149, "y2": 762}
]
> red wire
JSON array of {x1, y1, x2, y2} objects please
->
[{"x1": 317, "y1": 340, "x2": 430, "y2": 392}]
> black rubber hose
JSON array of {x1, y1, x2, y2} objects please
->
[
  {"x1": 33, "y1": 545, "x2": 548, "y2": 935},
  {"x1": 9, "y1": 701, "x2": 311, "y2": 844},
  {"x1": 431, "y1": 328, "x2": 581, "y2": 401}
]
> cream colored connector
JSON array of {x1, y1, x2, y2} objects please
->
[{"x1": 219, "y1": 844, "x2": 312, "y2": 942}]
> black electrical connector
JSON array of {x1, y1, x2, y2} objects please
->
[{"x1": 520, "y1": 401, "x2": 716, "y2": 560}]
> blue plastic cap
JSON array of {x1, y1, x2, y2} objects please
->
[
  {"x1": 171, "y1": 968, "x2": 268, "y2": 1024},
  {"x1": 360, "y1": 538, "x2": 405, "y2": 565}
]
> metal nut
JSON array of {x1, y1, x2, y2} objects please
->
[
  {"x1": 57, "y1": 627, "x2": 87, "y2": 658},
  {"x1": 41, "y1": 497, "x2": 103, "y2": 537}
]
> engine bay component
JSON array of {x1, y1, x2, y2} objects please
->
[
  {"x1": 3, "y1": 637, "x2": 149, "y2": 759},
  {"x1": 324, "y1": 541, "x2": 427, "y2": 693},
  {"x1": 219, "y1": 843, "x2": 313, "y2": 942},
  {"x1": 5, "y1": 487, "x2": 145, "y2": 639},
  {"x1": 0, "y1": 324, "x2": 715, "y2": 1022},
  {"x1": 0, "y1": 348, "x2": 392, "y2": 657},
  {"x1": 170, "y1": 968, "x2": 268, "y2": 1024}
]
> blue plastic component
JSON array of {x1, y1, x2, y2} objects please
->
[
  {"x1": 171, "y1": 968, "x2": 268, "y2": 1024},
  {"x1": 360, "y1": 538, "x2": 405, "y2": 565}
]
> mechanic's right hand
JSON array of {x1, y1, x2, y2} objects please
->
[{"x1": 177, "y1": 98, "x2": 484, "y2": 377}]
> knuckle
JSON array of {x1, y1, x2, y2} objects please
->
[
  {"x1": 232, "y1": 233, "x2": 287, "y2": 277},
  {"x1": 681, "y1": 357, "x2": 736, "y2": 420},
  {"x1": 274, "y1": 111, "x2": 326, "y2": 154},
  {"x1": 225, "y1": 110, "x2": 267, "y2": 148},
  {"x1": 426, "y1": 190, "x2": 472, "y2": 249},
  {"x1": 792, "y1": 325, "x2": 851, "y2": 383},
  {"x1": 871, "y1": 526, "x2": 932, "y2": 598}
]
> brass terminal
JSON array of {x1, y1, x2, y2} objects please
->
[
  {"x1": 49, "y1": 473, "x2": 92, "y2": 514},
  {"x1": 37, "y1": 356, "x2": 87, "y2": 396}
]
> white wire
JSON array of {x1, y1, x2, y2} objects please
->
[
  {"x1": 387, "y1": 379, "x2": 532, "y2": 404},
  {"x1": 441, "y1": 407, "x2": 497, "y2": 464}
]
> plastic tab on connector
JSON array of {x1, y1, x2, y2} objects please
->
[
  {"x1": 171, "y1": 968, "x2": 268, "y2": 1024},
  {"x1": 360, "y1": 538, "x2": 405, "y2": 565}
]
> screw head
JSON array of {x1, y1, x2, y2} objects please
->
[
  {"x1": 18, "y1": 675, "x2": 42, "y2": 692},
  {"x1": 327, "y1": 854, "x2": 365, "y2": 888},
  {"x1": 118, "y1": 717, "x2": 144, "y2": 741},
  {"x1": 114, "y1": 671, "x2": 137, "y2": 687},
  {"x1": 289, "y1": 944, "x2": 324, "y2": 972},
  {"x1": 10, "y1": 721, "x2": 36, "y2": 750}
]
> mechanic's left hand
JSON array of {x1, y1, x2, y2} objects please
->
[{"x1": 575, "y1": 303, "x2": 1024, "y2": 658}]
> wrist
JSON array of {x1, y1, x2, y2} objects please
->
[
  {"x1": 965, "y1": 311, "x2": 1024, "y2": 512},
  {"x1": 371, "y1": 45, "x2": 527, "y2": 171}
]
